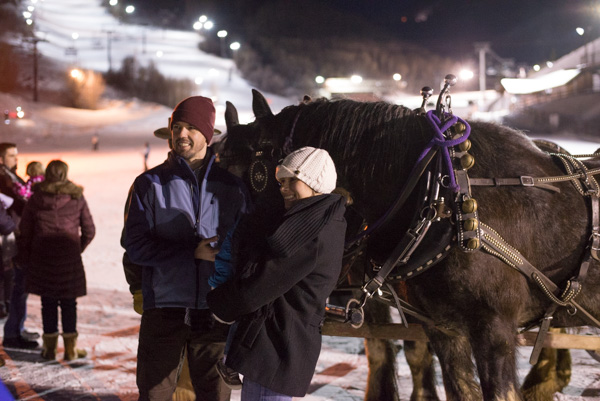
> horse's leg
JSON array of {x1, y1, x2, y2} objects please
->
[
  {"x1": 404, "y1": 340, "x2": 440, "y2": 401},
  {"x1": 425, "y1": 330, "x2": 482, "y2": 401},
  {"x1": 521, "y1": 329, "x2": 572, "y2": 401},
  {"x1": 555, "y1": 348, "x2": 572, "y2": 390},
  {"x1": 469, "y1": 318, "x2": 522, "y2": 401},
  {"x1": 363, "y1": 300, "x2": 399, "y2": 401}
]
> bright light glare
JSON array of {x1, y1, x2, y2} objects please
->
[
  {"x1": 16, "y1": 107, "x2": 24, "y2": 119},
  {"x1": 392, "y1": 73, "x2": 402, "y2": 81},
  {"x1": 533, "y1": 64, "x2": 541, "y2": 72},
  {"x1": 546, "y1": 61, "x2": 554, "y2": 68},
  {"x1": 501, "y1": 68, "x2": 580, "y2": 94},
  {"x1": 72, "y1": 32, "x2": 79, "y2": 40},
  {"x1": 109, "y1": 0, "x2": 118, "y2": 5},
  {"x1": 576, "y1": 27, "x2": 585, "y2": 36},
  {"x1": 230, "y1": 42, "x2": 240, "y2": 51},
  {"x1": 459, "y1": 69, "x2": 474, "y2": 80},
  {"x1": 156, "y1": 50, "x2": 164, "y2": 57},
  {"x1": 199, "y1": 15, "x2": 208, "y2": 23},
  {"x1": 315, "y1": 75, "x2": 325, "y2": 84},
  {"x1": 26, "y1": 19, "x2": 33, "y2": 25},
  {"x1": 350, "y1": 75, "x2": 362, "y2": 84},
  {"x1": 70, "y1": 69, "x2": 84, "y2": 81},
  {"x1": 195, "y1": 77, "x2": 204, "y2": 85},
  {"x1": 193, "y1": 22, "x2": 203, "y2": 30},
  {"x1": 125, "y1": 5, "x2": 135, "y2": 13},
  {"x1": 217, "y1": 30, "x2": 228, "y2": 38},
  {"x1": 27, "y1": 6, "x2": 34, "y2": 11},
  {"x1": 23, "y1": 11, "x2": 32, "y2": 18},
  {"x1": 204, "y1": 21, "x2": 214, "y2": 30}
]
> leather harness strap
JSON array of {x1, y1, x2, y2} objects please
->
[
  {"x1": 479, "y1": 222, "x2": 600, "y2": 329},
  {"x1": 470, "y1": 177, "x2": 560, "y2": 193}
]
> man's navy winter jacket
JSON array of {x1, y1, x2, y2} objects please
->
[{"x1": 124, "y1": 149, "x2": 248, "y2": 310}]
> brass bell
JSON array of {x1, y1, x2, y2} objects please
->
[
  {"x1": 453, "y1": 122, "x2": 467, "y2": 135},
  {"x1": 464, "y1": 218, "x2": 478, "y2": 231},
  {"x1": 458, "y1": 139, "x2": 471, "y2": 152},
  {"x1": 462, "y1": 198, "x2": 478, "y2": 213},
  {"x1": 466, "y1": 238, "x2": 480, "y2": 249},
  {"x1": 460, "y1": 153, "x2": 475, "y2": 169}
]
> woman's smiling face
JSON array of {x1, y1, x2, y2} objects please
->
[{"x1": 277, "y1": 176, "x2": 316, "y2": 210}]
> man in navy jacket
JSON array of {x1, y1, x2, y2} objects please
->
[{"x1": 124, "y1": 96, "x2": 249, "y2": 401}]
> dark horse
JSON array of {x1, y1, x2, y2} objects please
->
[{"x1": 219, "y1": 89, "x2": 600, "y2": 401}]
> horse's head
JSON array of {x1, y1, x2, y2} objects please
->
[{"x1": 221, "y1": 89, "x2": 307, "y2": 198}]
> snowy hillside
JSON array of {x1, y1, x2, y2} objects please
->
[{"x1": 26, "y1": 0, "x2": 293, "y2": 121}]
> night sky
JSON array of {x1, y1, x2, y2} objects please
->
[
  {"x1": 139, "y1": 0, "x2": 600, "y2": 66},
  {"x1": 320, "y1": 0, "x2": 599, "y2": 65}
]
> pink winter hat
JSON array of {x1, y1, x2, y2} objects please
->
[{"x1": 170, "y1": 96, "x2": 216, "y2": 143}]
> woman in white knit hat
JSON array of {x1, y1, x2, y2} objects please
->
[{"x1": 208, "y1": 146, "x2": 347, "y2": 400}]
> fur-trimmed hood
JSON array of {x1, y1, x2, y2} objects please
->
[{"x1": 35, "y1": 180, "x2": 84, "y2": 199}]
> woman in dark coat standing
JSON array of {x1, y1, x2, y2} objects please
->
[
  {"x1": 18, "y1": 160, "x2": 95, "y2": 361},
  {"x1": 207, "y1": 147, "x2": 347, "y2": 400}
]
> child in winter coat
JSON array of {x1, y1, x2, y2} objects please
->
[{"x1": 14, "y1": 161, "x2": 44, "y2": 200}]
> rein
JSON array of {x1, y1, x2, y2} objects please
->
[{"x1": 345, "y1": 111, "x2": 470, "y2": 247}]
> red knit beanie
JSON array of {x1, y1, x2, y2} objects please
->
[{"x1": 170, "y1": 96, "x2": 216, "y2": 144}]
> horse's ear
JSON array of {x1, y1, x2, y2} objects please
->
[
  {"x1": 252, "y1": 89, "x2": 273, "y2": 119},
  {"x1": 302, "y1": 95, "x2": 312, "y2": 104},
  {"x1": 225, "y1": 101, "x2": 239, "y2": 130}
]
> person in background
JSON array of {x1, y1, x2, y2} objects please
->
[
  {"x1": 0, "y1": 142, "x2": 38, "y2": 349},
  {"x1": 124, "y1": 96, "x2": 249, "y2": 401},
  {"x1": 0, "y1": 193, "x2": 16, "y2": 367},
  {"x1": 14, "y1": 161, "x2": 45, "y2": 200},
  {"x1": 0, "y1": 192, "x2": 16, "y2": 323},
  {"x1": 91, "y1": 133, "x2": 99, "y2": 151},
  {"x1": 207, "y1": 146, "x2": 347, "y2": 401},
  {"x1": 143, "y1": 142, "x2": 151, "y2": 171},
  {"x1": 18, "y1": 160, "x2": 95, "y2": 361}
]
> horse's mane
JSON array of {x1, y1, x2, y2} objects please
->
[{"x1": 276, "y1": 98, "x2": 431, "y2": 201}]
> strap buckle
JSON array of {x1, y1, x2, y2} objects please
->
[{"x1": 520, "y1": 176, "x2": 535, "y2": 186}]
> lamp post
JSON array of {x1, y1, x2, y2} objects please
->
[
  {"x1": 576, "y1": 27, "x2": 595, "y2": 66},
  {"x1": 217, "y1": 30, "x2": 228, "y2": 58},
  {"x1": 103, "y1": 29, "x2": 115, "y2": 71}
]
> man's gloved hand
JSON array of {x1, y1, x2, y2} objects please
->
[
  {"x1": 194, "y1": 236, "x2": 220, "y2": 261},
  {"x1": 133, "y1": 290, "x2": 143, "y2": 315}
]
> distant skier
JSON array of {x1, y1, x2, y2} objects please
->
[
  {"x1": 91, "y1": 134, "x2": 99, "y2": 151},
  {"x1": 143, "y1": 142, "x2": 150, "y2": 171}
]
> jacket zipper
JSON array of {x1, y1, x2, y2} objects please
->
[{"x1": 190, "y1": 180, "x2": 201, "y2": 309}]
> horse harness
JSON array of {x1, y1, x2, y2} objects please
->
[
  {"x1": 241, "y1": 76, "x2": 600, "y2": 363},
  {"x1": 343, "y1": 76, "x2": 600, "y2": 364}
]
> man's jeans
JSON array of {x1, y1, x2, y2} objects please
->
[
  {"x1": 3, "y1": 266, "x2": 27, "y2": 339},
  {"x1": 137, "y1": 307, "x2": 231, "y2": 401},
  {"x1": 241, "y1": 378, "x2": 293, "y2": 401}
]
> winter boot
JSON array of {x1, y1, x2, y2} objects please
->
[
  {"x1": 173, "y1": 353, "x2": 196, "y2": 401},
  {"x1": 41, "y1": 332, "x2": 59, "y2": 360},
  {"x1": 62, "y1": 332, "x2": 87, "y2": 361}
]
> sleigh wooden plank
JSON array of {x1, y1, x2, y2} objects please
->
[{"x1": 322, "y1": 321, "x2": 600, "y2": 352}]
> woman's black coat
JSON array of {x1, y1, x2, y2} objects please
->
[{"x1": 207, "y1": 194, "x2": 347, "y2": 397}]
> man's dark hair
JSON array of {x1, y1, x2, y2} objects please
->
[{"x1": 0, "y1": 143, "x2": 17, "y2": 157}]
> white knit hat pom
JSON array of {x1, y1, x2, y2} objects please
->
[{"x1": 275, "y1": 146, "x2": 337, "y2": 194}]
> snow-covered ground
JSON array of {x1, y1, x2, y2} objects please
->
[
  {"x1": 1, "y1": 0, "x2": 600, "y2": 399},
  {"x1": 2, "y1": 97, "x2": 600, "y2": 400}
]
